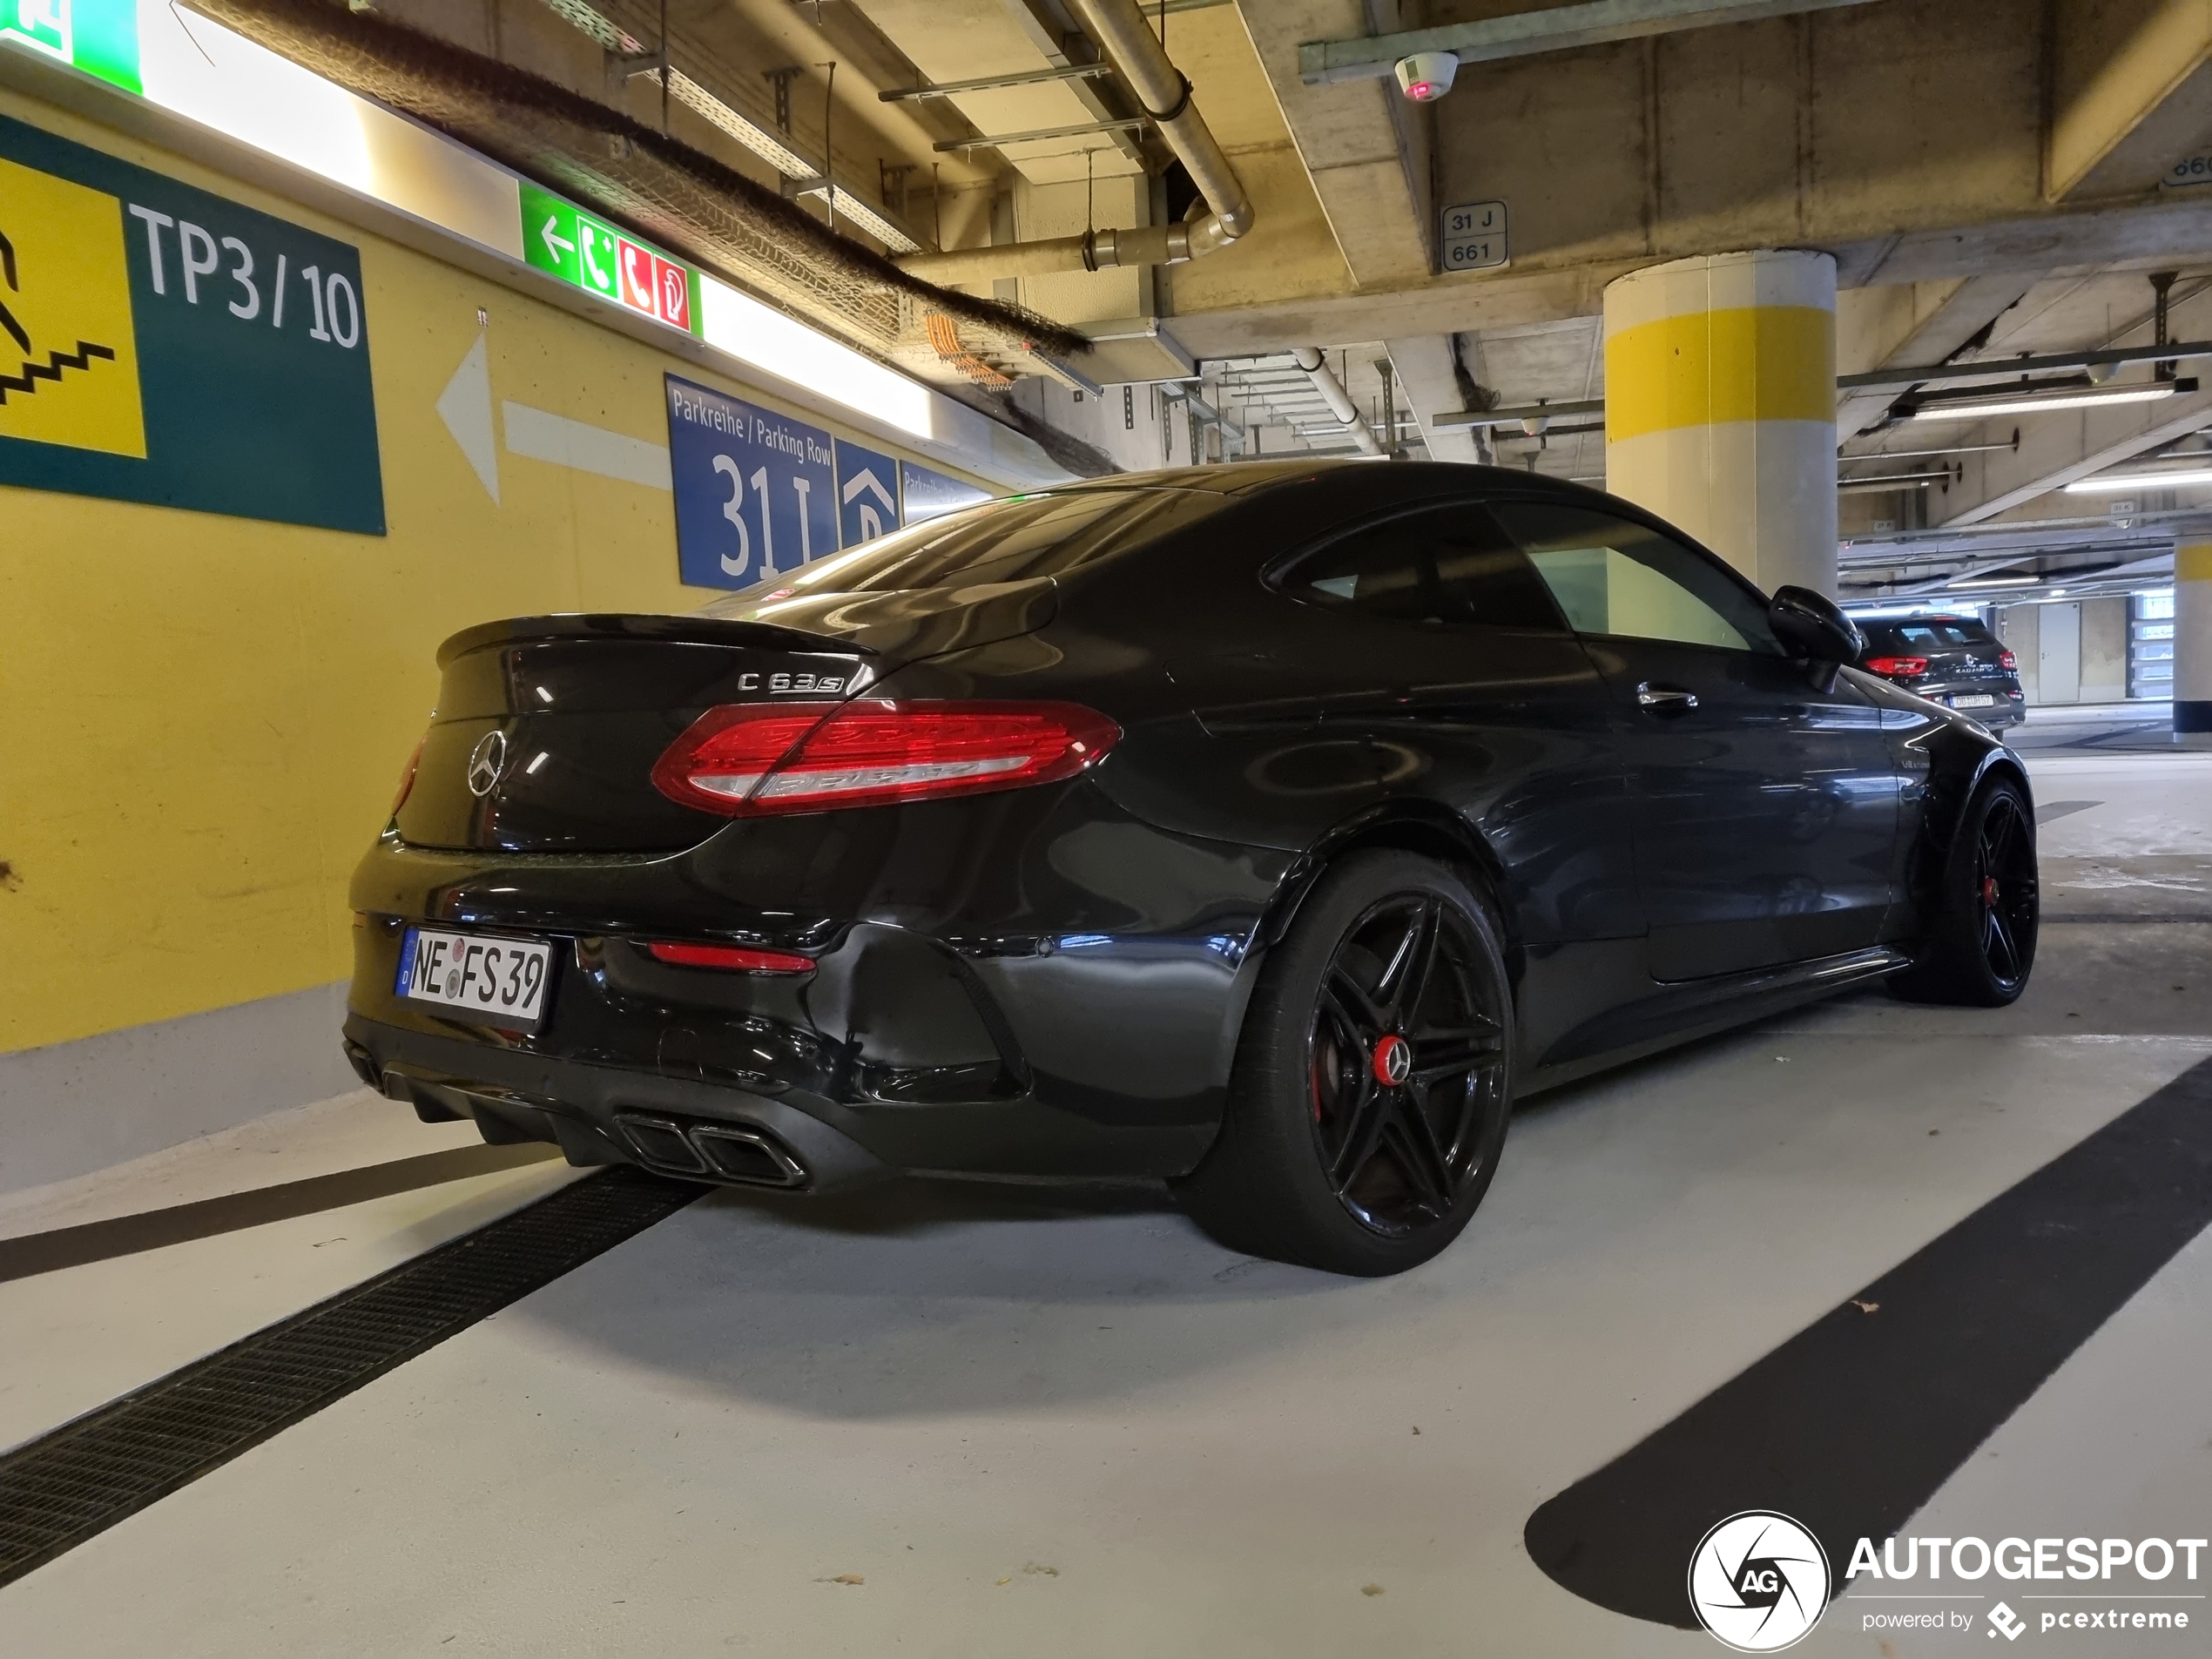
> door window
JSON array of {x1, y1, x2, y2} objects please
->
[
  {"x1": 1492, "y1": 502, "x2": 1779, "y2": 653},
  {"x1": 1275, "y1": 502, "x2": 1567, "y2": 631}
]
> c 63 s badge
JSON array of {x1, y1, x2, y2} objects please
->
[{"x1": 1689, "y1": 1511, "x2": 1831, "y2": 1652}]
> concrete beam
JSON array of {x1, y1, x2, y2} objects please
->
[
  {"x1": 1941, "y1": 389, "x2": 2212, "y2": 525},
  {"x1": 1834, "y1": 275, "x2": 2040, "y2": 441},
  {"x1": 1297, "y1": 0, "x2": 1880, "y2": 84},
  {"x1": 1167, "y1": 185, "x2": 2212, "y2": 366},
  {"x1": 2049, "y1": 0, "x2": 2212, "y2": 200},
  {"x1": 1231, "y1": 1, "x2": 1433, "y2": 288},
  {"x1": 1383, "y1": 335, "x2": 1481, "y2": 462}
]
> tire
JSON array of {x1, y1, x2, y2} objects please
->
[
  {"x1": 1886, "y1": 772, "x2": 2039, "y2": 1007},
  {"x1": 1176, "y1": 850, "x2": 1515, "y2": 1276}
]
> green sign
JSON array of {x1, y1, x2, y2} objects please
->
[
  {"x1": 520, "y1": 182, "x2": 698, "y2": 335},
  {"x1": 0, "y1": 0, "x2": 141, "y2": 95},
  {"x1": 0, "y1": 114, "x2": 383, "y2": 532}
]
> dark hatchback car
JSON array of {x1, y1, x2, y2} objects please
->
[
  {"x1": 345, "y1": 462, "x2": 2038, "y2": 1275},
  {"x1": 1855, "y1": 613, "x2": 2026, "y2": 728}
]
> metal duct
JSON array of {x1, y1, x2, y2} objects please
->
[
  {"x1": 897, "y1": 0, "x2": 1252, "y2": 283},
  {"x1": 1292, "y1": 348, "x2": 1384, "y2": 457},
  {"x1": 179, "y1": 0, "x2": 1089, "y2": 381}
]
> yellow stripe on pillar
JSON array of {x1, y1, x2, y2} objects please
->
[
  {"x1": 1604, "y1": 307, "x2": 1837, "y2": 442},
  {"x1": 1602, "y1": 249, "x2": 1838, "y2": 595},
  {"x1": 2177, "y1": 543, "x2": 2212, "y2": 584}
]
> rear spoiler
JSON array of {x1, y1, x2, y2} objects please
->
[{"x1": 435, "y1": 612, "x2": 874, "y2": 668}]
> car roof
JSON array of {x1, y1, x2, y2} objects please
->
[{"x1": 1052, "y1": 459, "x2": 1623, "y2": 505}]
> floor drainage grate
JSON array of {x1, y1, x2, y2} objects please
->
[{"x1": 0, "y1": 1165, "x2": 702, "y2": 1588}]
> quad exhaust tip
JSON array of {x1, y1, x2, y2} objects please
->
[{"x1": 614, "y1": 1113, "x2": 809, "y2": 1189}]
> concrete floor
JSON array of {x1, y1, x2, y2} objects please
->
[{"x1": 2, "y1": 743, "x2": 2206, "y2": 1657}]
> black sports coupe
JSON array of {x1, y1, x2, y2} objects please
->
[{"x1": 344, "y1": 462, "x2": 2038, "y2": 1275}]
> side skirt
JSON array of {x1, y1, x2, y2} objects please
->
[{"x1": 1519, "y1": 945, "x2": 1911, "y2": 1096}]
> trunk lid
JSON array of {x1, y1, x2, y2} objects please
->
[{"x1": 396, "y1": 580, "x2": 1055, "y2": 853}]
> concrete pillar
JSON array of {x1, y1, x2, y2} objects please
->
[
  {"x1": 2179, "y1": 542, "x2": 2212, "y2": 748},
  {"x1": 1602, "y1": 250, "x2": 1838, "y2": 595}
]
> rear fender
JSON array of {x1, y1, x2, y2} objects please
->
[{"x1": 1246, "y1": 800, "x2": 1518, "y2": 988}]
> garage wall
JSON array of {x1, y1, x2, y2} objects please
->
[
  {"x1": 0, "y1": 87, "x2": 997, "y2": 1187},
  {"x1": 2080, "y1": 597, "x2": 2128, "y2": 703},
  {"x1": 1995, "y1": 597, "x2": 2135, "y2": 707}
]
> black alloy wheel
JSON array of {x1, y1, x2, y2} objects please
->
[
  {"x1": 1177, "y1": 851, "x2": 1515, "y2": 1275},
  {"x1": 1972, "y1": 788, "x2": 2038, "y2": 993},
  {"x1": 1309, "y1": 894, "x2": 1506, "y2": 1236},
  {"x1": 1889, "y1": 772, "x2": 2040, "y2": 1007}
]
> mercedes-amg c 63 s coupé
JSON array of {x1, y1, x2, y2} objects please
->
[{"x1": 343, "y1": 462, "x2": 2039, "y2": 1275}]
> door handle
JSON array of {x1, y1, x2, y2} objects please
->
[{"x1": 1635, "y1": 681, "x2": 1699, "y2": 713}]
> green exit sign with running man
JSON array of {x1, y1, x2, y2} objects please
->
[
  {"x1": 518, "y1": 182, "x2": 698, "y2": 336},
  {"x1": 0, "y1": 0, "x2": 142, "y2": 95}
]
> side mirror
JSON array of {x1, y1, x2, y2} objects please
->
[{"x1": 1770, "y1": 584, "x2": 1864, "y2": 665}]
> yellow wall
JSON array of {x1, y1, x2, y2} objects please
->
[{"x1": 0, "y1": 91, "x2": 976, "y2": 1055}]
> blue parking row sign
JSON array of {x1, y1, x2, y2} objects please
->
[
  {"x1": 836, "y1": 440, "x2": 900, "y2": 547},
  {"x1": 664, "y1": 374, "x2": 992, "y2": 592}
]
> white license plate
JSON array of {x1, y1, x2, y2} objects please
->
[
  {"x1": 397, "y1": 927, "x2": 554, "y2": 1030},
  {"x1": 1951, "y1": 694, "x2": 1996, "y2": 709}
]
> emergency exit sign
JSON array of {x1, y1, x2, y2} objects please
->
[
  {"x1": 0, "y1": 0, "x2": 141, "y2": 93},
  {"x1": 519, "y1": 182, "x2": 698, "y2": 335}
]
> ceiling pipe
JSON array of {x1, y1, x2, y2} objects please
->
[
  {"x1": 1293, "y1": 348, "x2": 1385, "y2": 456},
  {"x1": 895, "y1": 0, "x2": 1252, "y2": 284},
  {"x1": 1437, "y1": 341, "x2": 2212, "y2": 431}
]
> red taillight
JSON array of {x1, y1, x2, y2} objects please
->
[
  {"x1": 391, "y1": 735, "x2": 426, "y2": 815},
  {"x1": 647, "y1": 941, "x2": 815, "y2": 974},
  {"x1": 1998, "y1": 649, "x2": 2018, "y2": 671},
  {"x1": 651, "y1": 699, "x2": 1120, "y2": 817},
  {"x1": 1864, "y1": 656, "x2": 1929, "y2": 678}
]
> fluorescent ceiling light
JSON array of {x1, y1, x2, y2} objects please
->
[
  {"x1": 1946, "y1": 573, "x2": 2042, "y2": 589},
  {"x1": 2064, "y1": 465, "x2": 2212, "y2": 494},
  {"x1": 698, "y1": 277, "x2": 933, "y2": 438},
  {"x1": 138, "y1": 3, "x2": 373, "y2": 192},
  {"x1": 137, "y1": 3, "x2": 942, "y2": 448},
  {"x1": 1906, "y1": 380, "x2": 2195, "y2": 423}
]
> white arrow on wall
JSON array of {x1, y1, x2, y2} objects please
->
[
  {"x1": 842, "y1": 468, "x2": 896, "y2": 513},
  {"x1": 435, "y1": 334, "x2": 672, "y2": 502},
  {"x1": 436, "y1": 333, "x2": 500, "y2": 504}
]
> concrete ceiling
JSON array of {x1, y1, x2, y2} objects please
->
[{"x1": 368, "y1": 0, "x2": 2212, "y2": 557}]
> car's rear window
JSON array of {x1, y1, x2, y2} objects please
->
[
  {"x1": 1868, "y1": 618, "x2": 1993, "y2": 651},
  {"x1": 696, "y1": 488, "x2": 1217, "y2": 608}
]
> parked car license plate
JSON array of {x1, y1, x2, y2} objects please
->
[
  {"x1": 1951, "y1": 694, "x2": 1997, "y2": 709},
  {"x1": 397, "y1": 927, "x2": 554, "y2": 1029}
]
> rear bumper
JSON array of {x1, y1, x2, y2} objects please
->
[
  {"x1": 343, "y1": 926, "x2": 1239, "y2": 1185},
  {"x1": 343, "y1": 1010, "x2": 1221, "y2": 1189},
  {"x1": 1880, "y1": 679, "x2": 2026, "y2": 725},
  {"x1": 341, "y1": 793, "x2": 1279, "y2": 1185},
  {"x1": 344, "y1": 1015, "x2": 890, "y2": 1188},
  {"x1": 338, "y1": 1013, "x2": 1211, "y2": 1194}
]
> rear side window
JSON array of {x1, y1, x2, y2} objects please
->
[
  {"x1": 697, "y1": 489, "x2": 1216, "y2": 608},
  {"x1": 1872, "y1": 620, "x2": 1992, "y2": 651},
  {"x1": 1274, "y1": 502, "x2": 1567, "y2": 631},
  {"x1": 1492, "y1": 500, "x2": 1780, "y2": 653}
]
